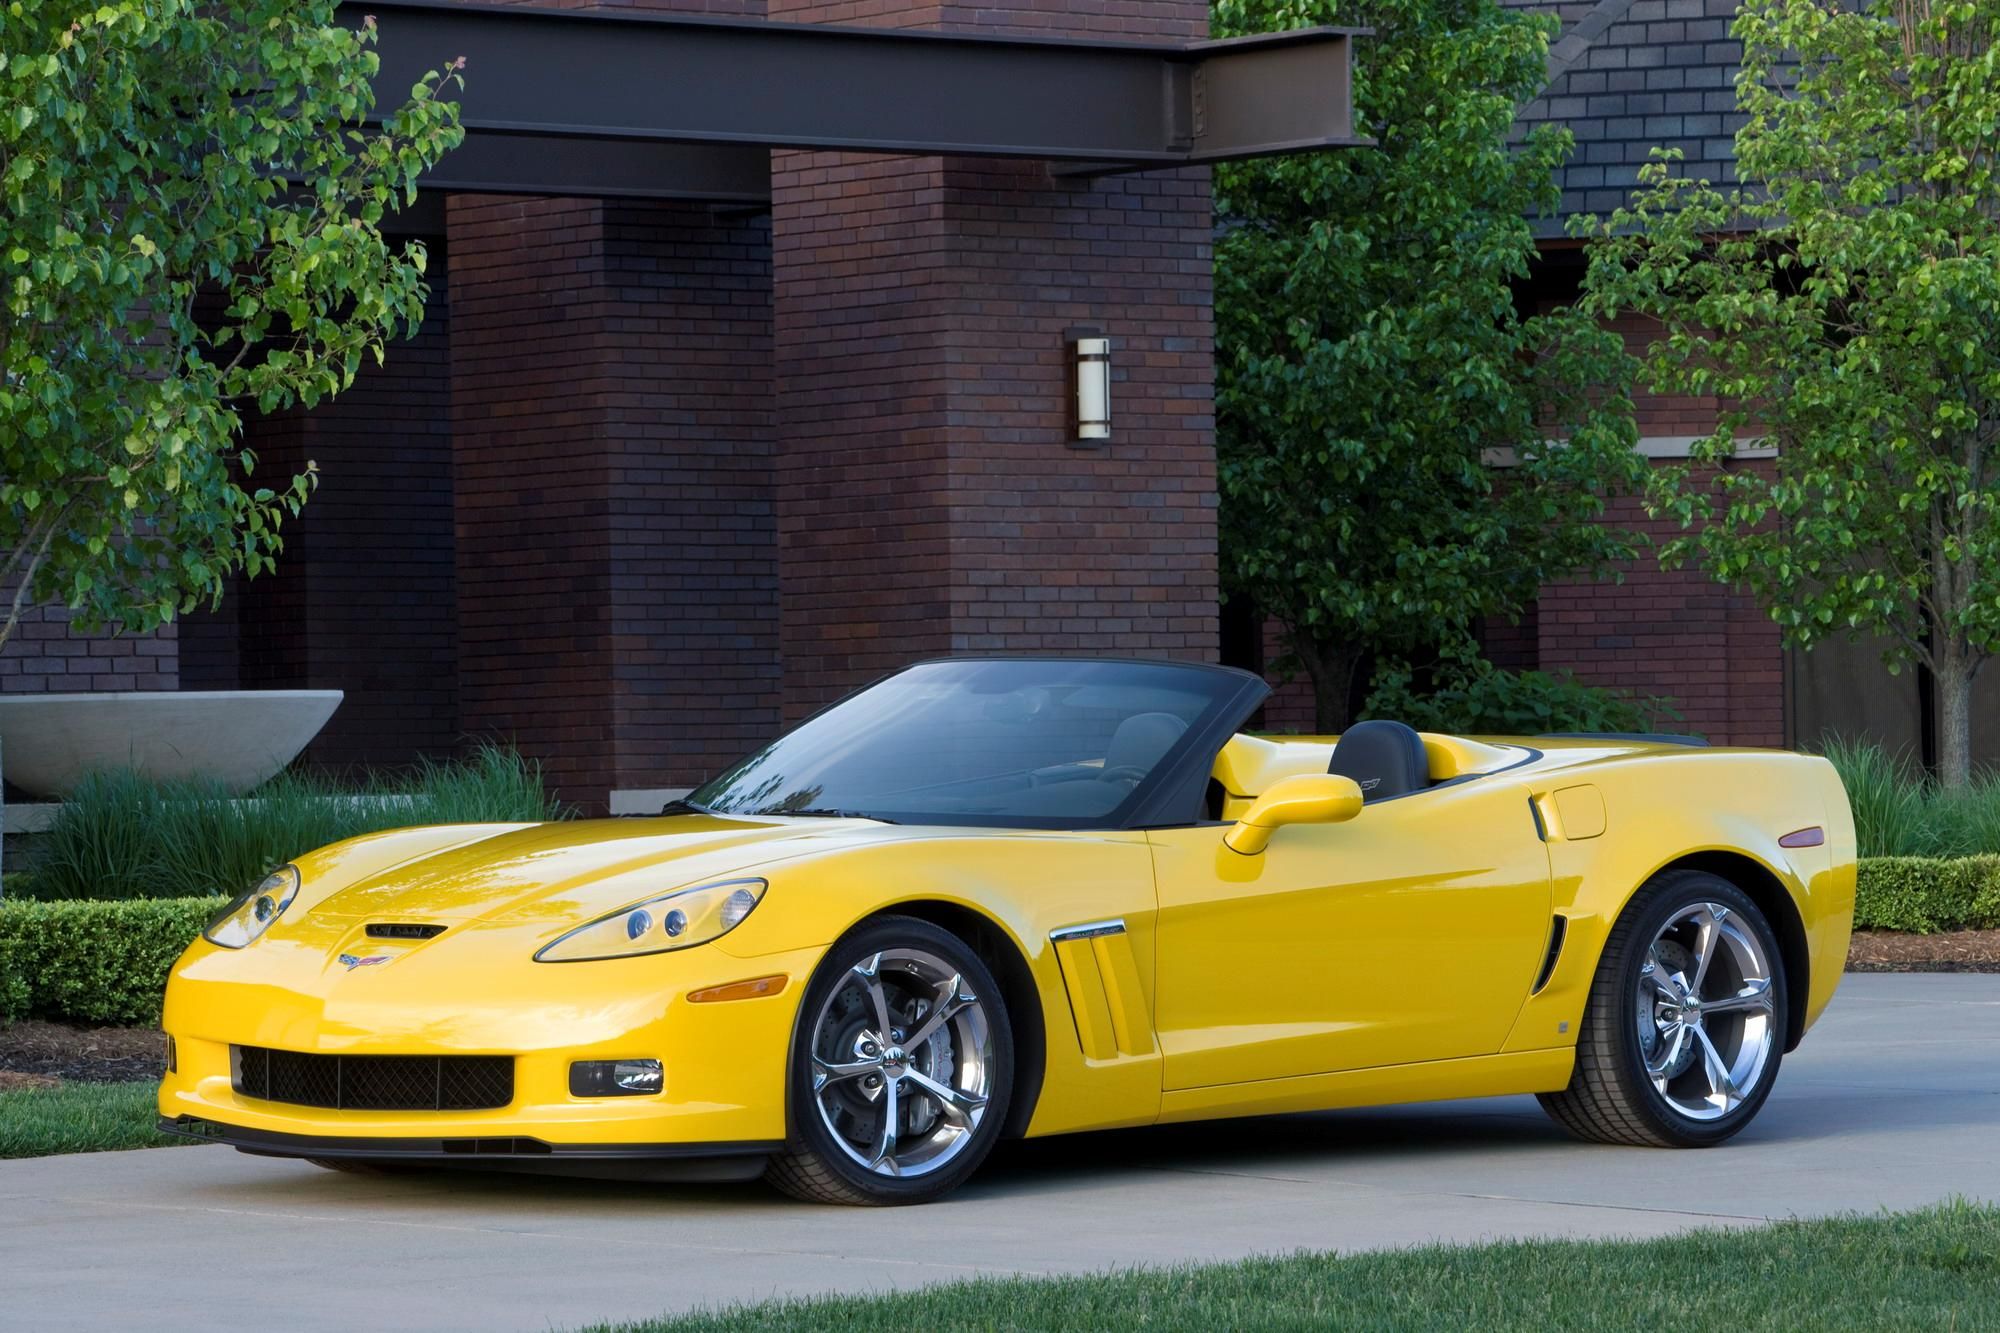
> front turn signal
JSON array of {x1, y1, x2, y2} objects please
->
[{"x1": 687, "y1": 974, "x2": 788, "y2": 1004}]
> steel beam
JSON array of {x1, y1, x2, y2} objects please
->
[{"x1": 342, "y1": 1, "x2": 1364, "y2": 201}]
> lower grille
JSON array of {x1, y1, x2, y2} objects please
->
[{"x1": 232, "y1": 1046, "x2": 513, "y2": 1111}]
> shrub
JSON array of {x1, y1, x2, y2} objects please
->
[
  {"x1": 0, "y1": 897, "x2": 223, "y2": 1025},
  {"x1": 19, "y1": 746, "x2": 566, "y2": 902},
  {"x1": 1363, "y1": 662, "x2": 1680, "y2": 737},
  {"x1": 1853, "y1": 858, "x2": 2000, "y2": 934},
  {"x1": 1820, "y1": 739, "x2": 2000, "y2": 859}
]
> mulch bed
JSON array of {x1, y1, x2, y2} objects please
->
[
  {"x1": 1846, "y1": 928, "x2": 2000, "y2": 973},
  {"x1": 0, "y1": 1020, "x2": 168, "y2": 1084},
  {"x1": 3, "y1": 931, "x2": 1996, "y2": 1085}
]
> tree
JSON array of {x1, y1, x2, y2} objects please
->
[
  {"x1": 1581, "y1": 0, "x2": 2000, "y2": 786},
  {"x1": 0, "y1": 0, "x2": 463, "y2": 648},
  {"x1": 1214, "y1": 0, "x2": 1641, "y2": 733}
]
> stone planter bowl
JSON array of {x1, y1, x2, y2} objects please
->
[{"x1": 0, "y1": 690, "x2": 343, "y2": 798}]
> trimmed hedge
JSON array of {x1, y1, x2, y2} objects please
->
[
  {"x1": 0, "y1": 896, "x2": 223, "y2": 1026},
  {"x1": 0, "y1": 858, "x2": 1992, "y2": 1029},
  {"x1": 1854, "y1": 856, "x2": 2000, "y2": 934}
]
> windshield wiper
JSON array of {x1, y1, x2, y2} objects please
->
[
  {"x1": 657, "y1": 797, "x2": 710, "y2": 816},
  {"x1": 773, "y1": 808, "x2": 900, "y2": 825}
]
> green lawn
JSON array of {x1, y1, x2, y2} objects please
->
[
  {"x1": 0, "y1": 1080, "x2": 186, "y2": 1159},
  {"x1": 586, "y1": 1202, "x2": 1999, "y2": 1333}
]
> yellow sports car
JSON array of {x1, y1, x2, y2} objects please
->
[{"x1": 159, "y1": 657, "x2": 1856, "y2": 1205}]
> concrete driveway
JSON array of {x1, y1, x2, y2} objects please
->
[{"x1": 3, "y1": 973, "x2": 1995, "y2": 1332}]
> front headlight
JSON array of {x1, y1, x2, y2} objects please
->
[
  {"x1": 204, "y1": 865, "x2": 302, "y2": 949},
  {"x1": 533, "y1": 878, "x2": 767, "y2": 963}
]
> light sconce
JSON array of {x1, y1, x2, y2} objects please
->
[{"x1": 1070, "y1": 331, "x2": 1111, "y2": 446}]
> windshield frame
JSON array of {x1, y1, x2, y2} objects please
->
[{"x1": 686, "y1": 656, "x2": 1271, "y2": 832}]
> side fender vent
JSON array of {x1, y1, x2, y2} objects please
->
[
  {"x1": 1532, "y1": 915, "x2": 1568, "y2": 994},
  {"x1": 1049, "y1": 920, "x2": 1155, "y2": 1062}
]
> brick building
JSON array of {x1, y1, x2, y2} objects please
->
[
  {"x1": 1, "y1": 0, "x2": 1350, "y2": 811},
  {"x1": 5, "y1": 0, "x2": 1978, "y2": 805}
]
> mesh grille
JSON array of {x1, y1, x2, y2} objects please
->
[
  {"x1": 233, "y1": 1047, "x2": 513, "y2": 1111},
  {"x1": 365, "y1": 923, "x2": 447, "y2": 940}
]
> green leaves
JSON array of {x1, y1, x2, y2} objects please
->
[
  {"x1": 1579, "y1": 0, "x2": 2000, "y2": 781},
  {"x1": 0, "y1": 0, "x2": 464, "y2": 647},
  {"x1": 1216, "y1": 0, "x2": 1640, "y2": 728}
]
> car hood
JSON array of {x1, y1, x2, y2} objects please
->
[{"x1": 302, "y1": 813, "x2": 888, "y2": 931}]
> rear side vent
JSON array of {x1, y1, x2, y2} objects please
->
[
  {"x1": 1532, "y1": 916, "x2": 1568, "y2": 994},
  {"x1": 366, "y1": 923, "x2": 447, "y2": 940}
]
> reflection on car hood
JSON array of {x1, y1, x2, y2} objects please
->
[{"x1": 304, "y1": 814, "x2": 892, "y2": 928}]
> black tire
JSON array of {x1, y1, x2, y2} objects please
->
[
  {"x1": 766, "y1": 915, "x2": 1013, "y2": 1205},
  {"x1": 1539, "y1": 869, "x2": 1787, "y2": 1148}
]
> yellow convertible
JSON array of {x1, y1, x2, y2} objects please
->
[{"x1": 159, "y1": 657, "x2": 1856, "y2": 1205}]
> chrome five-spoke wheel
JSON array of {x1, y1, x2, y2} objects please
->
[
  {"x1": 809, "y1": 947, "x2": 995, "y2": 1179},
  {"x1": 1541, "y1": 869, "x2": 1788, "y2": 1147},
  {"x1": 768, "y1": 916, "x2": 1013, "y2": 1204},
  {"x1": 1636, "y1": 901, "x2": 1777, "y2": 1121}
]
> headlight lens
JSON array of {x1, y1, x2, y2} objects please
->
[
  {"x1": 533, "y1": 878, "x2": 767, "y2": 963},
  {"x1": 204, "y1": 865, "x2": 303, "y2": 949}
]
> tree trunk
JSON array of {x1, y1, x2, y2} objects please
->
[
  {"x1": 1293, "y1": 632, "x2": 1361, "y2": 735},
  {"x1": 1934, "y1": 651, "x2": 1976, "y2": 790}
]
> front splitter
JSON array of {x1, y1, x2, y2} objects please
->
[{"x1": 159, "y1": 1115, "x2": 779, "y2": 1183}]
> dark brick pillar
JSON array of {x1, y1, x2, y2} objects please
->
[
  {"x1": 769, "y1": 0, "x2": 1219, "y2": 718},
  {"x1": 180, "y1": 255, "x2": 459, "y2": 771},
  {"x1": 448, "y1": 197, "x2": 777, "y2": 809}
]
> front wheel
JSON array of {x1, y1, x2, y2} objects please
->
[
  {"x1": 766, "y1": 916, "x2": 1013, "y2": 1205},
  {"x1": 1540, "y1": 870, "x2": 1787, "y2": 1147}
]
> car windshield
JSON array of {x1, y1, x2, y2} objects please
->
[{"x1": 688, "y1": 658, "x2": 1246, "y2": 829}]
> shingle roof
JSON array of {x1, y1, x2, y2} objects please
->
[{"x1": 1508, "y1": 0, "x2": 1748, "y2": 234}]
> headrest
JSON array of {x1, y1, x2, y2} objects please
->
[
  {"x1": 1105, "y1": 712, "x2": 1188, "y2": 774},
  {"x1": 1328, "y1": 719, "x2": 1429, "y2": 803}
]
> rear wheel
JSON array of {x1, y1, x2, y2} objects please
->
[
  {"x1": 1540, "y1": 870, "x2": 1786, "y2": 1147},
  {"x1": 766, "y1": 916, "x2": 1012, "y2": 1205}
]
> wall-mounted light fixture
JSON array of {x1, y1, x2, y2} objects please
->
[{"x1": 1070, "y1": 330, "x2": 1111, "y2": 446}]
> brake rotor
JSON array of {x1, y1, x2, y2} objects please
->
[{"x1": 1640, "y1": 938, "x2": 1700, "y2": 1080}]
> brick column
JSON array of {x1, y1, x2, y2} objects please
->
[
  {"x1": 180, "y1": 258, "x2": 460, "y2": 770},
  {"x1": 769, "y1": 0, "x2": 1219, "y2": 717},
  {"x1": 448, "y1": 196, "x2": 777, "y2": 808}
]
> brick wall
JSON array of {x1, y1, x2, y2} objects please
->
[
  {"x1": 449, "y1": 196, "x2": 778, "y2": 807},
  {"x1": 1522, "y1": 307, "x2": 1784, "y2": 745},
  {"x1": 179, "y1": 252, "x2": 459, "y2": 771},
  {"x1": 0, "y1": 603, "x2": 178, "y2": 694},
  {"x1": 1532, "y1": 479, "x2": 1782, "y2": 746},
  {"x1": 769, "y1": 0, "x2": 1218, "y2": 719},
  {"x1": 599, "y1": 201, "x2": 779, "y2": 795},
  {"x1": 449, "y1": 197, "x2": 614, "y2": 803}
]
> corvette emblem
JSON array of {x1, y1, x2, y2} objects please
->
[{"x1": 338, "y1": 953, "x2": 391, "y2": 971}]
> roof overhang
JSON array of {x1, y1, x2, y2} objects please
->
[{"x1": 343, "y1": 0, "x2": 1366, "y2": 204}]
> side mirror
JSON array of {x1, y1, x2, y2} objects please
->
[{"x1": 1223, "y1": 773, "x2": 1364, "y2": 855}]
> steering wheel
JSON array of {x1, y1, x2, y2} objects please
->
[{"x1": 1100, "y1": 765, "x2": 1149, "y2": 786}]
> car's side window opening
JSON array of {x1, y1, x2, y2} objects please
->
[{"x1": 1206, "y1": 731, "x2": 1538, "y2": 820}]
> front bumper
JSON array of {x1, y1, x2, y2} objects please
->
[
  {"x1": 157, "y1": 1115, "x2": 778, "y2": 1181},
  {"x1": 158, "y1": 928, "x2": 826, "y2": 1153}
]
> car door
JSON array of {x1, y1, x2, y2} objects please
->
[{"x1": 1147, "y1": 777, "x2": 1553, "y2": 1091}]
